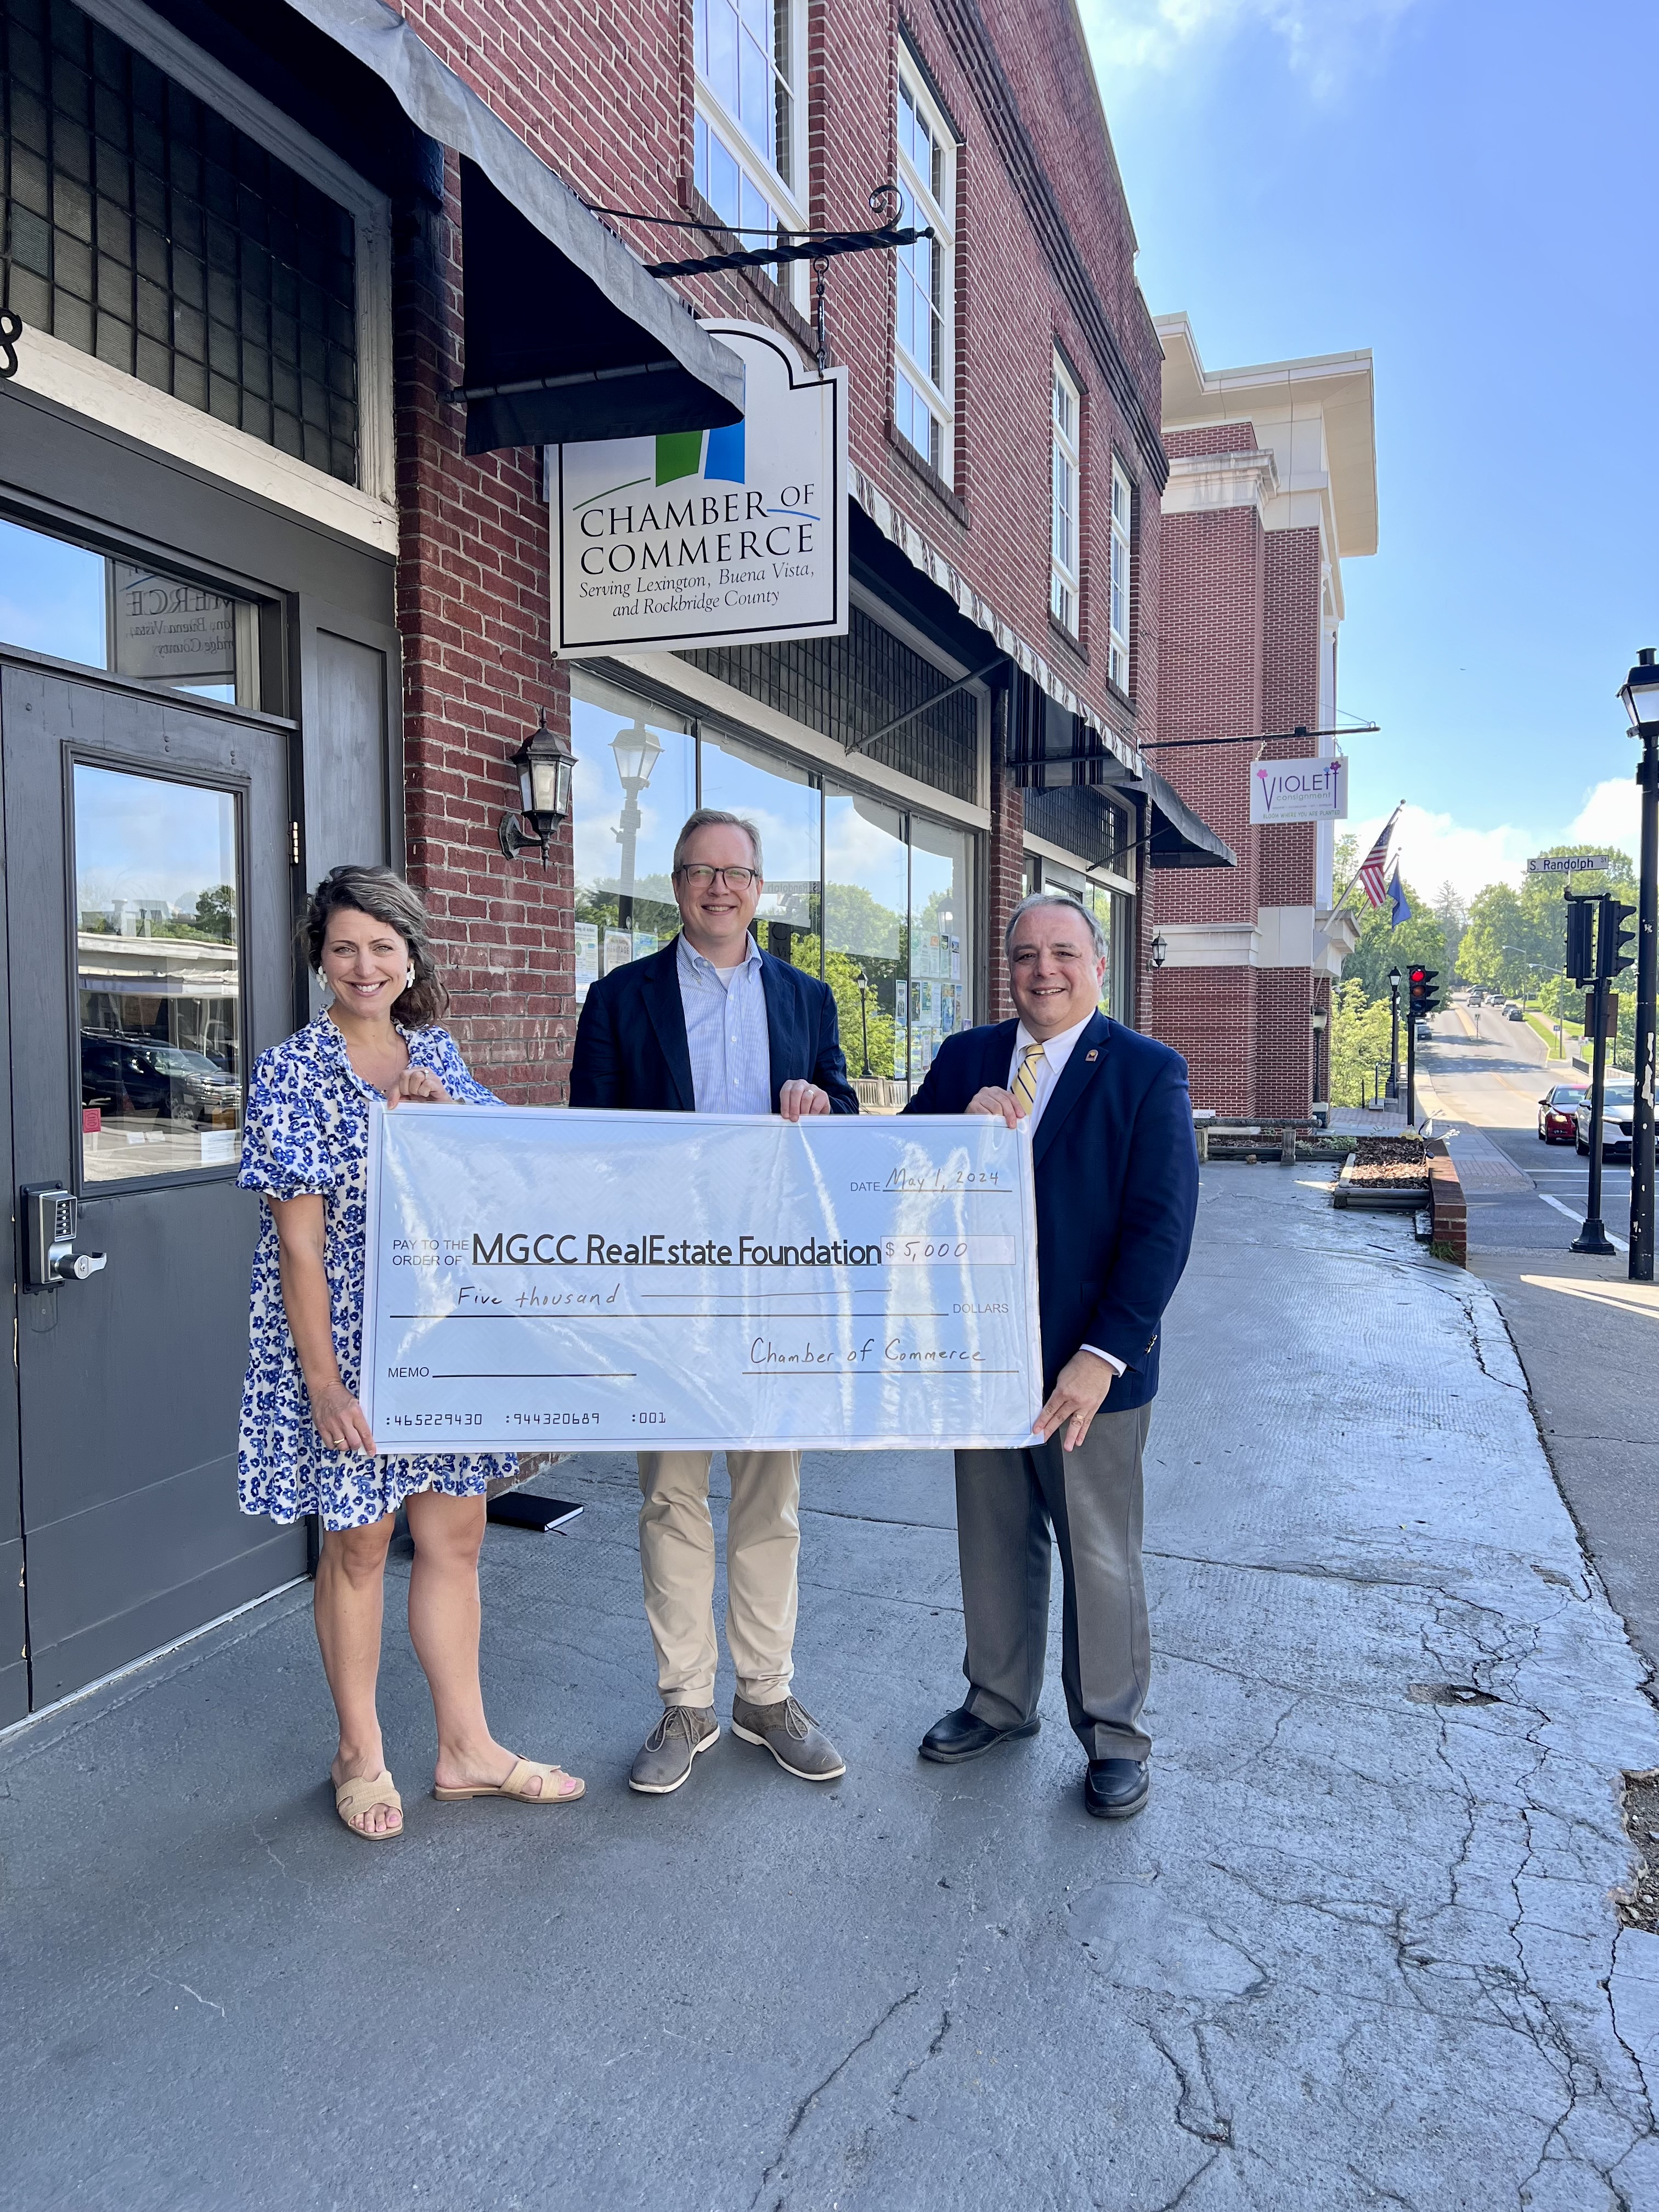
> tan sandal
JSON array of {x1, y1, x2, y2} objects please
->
[
  {"x1": 433, "y1": 1754, "x2": 584, "y2": 1805},
  {"x1": 334, "y1": 1770, "x2": 403, "y2": 1840}
]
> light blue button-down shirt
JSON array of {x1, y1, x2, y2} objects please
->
[{"x1": 677, "y1": 931, "x2": 772, "y2": 1116}]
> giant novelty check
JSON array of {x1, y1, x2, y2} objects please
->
[{"x1": 361, "y1": 1107, "x2": 1042, "y2": 1452}]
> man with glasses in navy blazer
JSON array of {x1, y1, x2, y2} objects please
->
[
  {"x1": 905, "y1": 890, "x2": 1198, "y2": 1820},
  {"x1": 571, "y1": 808, "x2": 857, "y2": 1799}
]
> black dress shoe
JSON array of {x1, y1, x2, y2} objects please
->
[
  {"x1": 1085, "y1": 1757, "x2": 1150, "y2": 1819},
  {"x1": 918, "y1": 1705, "x2": 1040, "y2": 1764}
]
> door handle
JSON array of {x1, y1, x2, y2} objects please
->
[{"x1": 21, "y1": 1184, "x2": 108, "y2": 1289}]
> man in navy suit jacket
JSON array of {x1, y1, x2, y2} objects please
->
[
  {"x1": 905, "y1": 890, "x2": 1198, "y2": 1821},
  {"x1": 571, "y1": 808, "x2": 856, "y2": 1800}
]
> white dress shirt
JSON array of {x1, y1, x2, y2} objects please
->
[{"x1": 1009, "y1": 1013, "x2": 1125, "y2": 1379}]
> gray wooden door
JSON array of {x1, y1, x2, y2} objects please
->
[{"x1": 1, "y1": 658, "x2": 304, "y2": 1717}]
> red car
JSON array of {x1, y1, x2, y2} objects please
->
[{"x1": 1538, "y1": 1084, "x2": 1587, "y2": 1143}]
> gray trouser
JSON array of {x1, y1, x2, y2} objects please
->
[{"x1": 954, "y1": 1400, "x2": 1154, "y2": 1762}]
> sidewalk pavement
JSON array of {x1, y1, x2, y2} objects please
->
[{"x1": 4, "y1": 1170, "x2": 1658, "y2": 2210}]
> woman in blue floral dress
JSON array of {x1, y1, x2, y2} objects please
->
[{"x1": 239, "y1": 865, "x2": 583, "y2": 1839}]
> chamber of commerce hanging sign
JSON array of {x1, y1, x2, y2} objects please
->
[{"x1": 550, "y1": 321, "x2": 848, "y2": 658}]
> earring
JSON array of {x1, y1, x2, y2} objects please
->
[{"x1": 405, "y1": 965, "x2": 415, "y2": 989}]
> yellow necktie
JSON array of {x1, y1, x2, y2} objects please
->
[{"x1": 1012, "y1": 1041, "x2": 1046, "y2": 1119}]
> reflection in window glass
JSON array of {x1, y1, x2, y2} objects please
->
[
  {"x1": 825, "y1": 791, "x2": 907, "y2": 1082},
  {"x1": 75, "y1": 765, "x2": 242, "y2": 1183},
  {"x1": 701, "y1": 728, "x2": 820, "y2": 970},
  {"x1": 570, "y1": 675, "x2": 696, "y2": 1001},
  {"x1": 909, "y1": 816, "x2": 972, "y2": 1079},
  {"x1": 0, "y1": 514, "x2": 259, "y2": 703}
]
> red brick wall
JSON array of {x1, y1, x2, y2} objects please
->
[
  {"x1": 394, "y1": 163, "x2": 575, "y2": 1105},
  {"x1": 1164, "y1": 421, "x2": 1257, "y2": 460},
  {"x1": 1256, "y1": 966, "x2": 1311, "y2": 1119},
  {"x1": 1151, "y1": 967, "x2": 1254, "y2": 1115},
  {"x1": 1257, "y1": 526, "x2": 1322, "y2": 913}
]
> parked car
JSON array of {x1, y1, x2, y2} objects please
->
[
  {"x1": 1413, "y1": 1020, "x2": 1432, "y2": 1042},
  {"x1": 1538, "y1": 1084, "x2": 1588, "y2": 1143},
  {"x1": 1575, "y1": 1083, "x2": 1635, "y2": 1159},
  {"x1": 81, "y1": 1032, "x2": 240, "y2": 1127}
]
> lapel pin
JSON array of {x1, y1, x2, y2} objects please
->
[{"x1": 1085, "y1": 1049, "x2": 1098, "y2": 1062}]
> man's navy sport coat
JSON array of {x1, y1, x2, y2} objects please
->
[
  {"x1": 569, "y1": 935, "x2": 859, "y2": 1115},
  {"x1": 904, "y1": 1012, "x2": 1198, "y2": 1407}
]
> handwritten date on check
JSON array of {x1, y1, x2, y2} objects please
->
[{"x1": 362, "y1": 1107, "x2": 1042, "y2": 1453}]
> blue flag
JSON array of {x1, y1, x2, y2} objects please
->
[{"x1": 1389, "y1": 868, "x2": 1410, "y2": 926}]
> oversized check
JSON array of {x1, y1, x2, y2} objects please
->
[{"x1": 361, "y1": 1107, "x2": 1041, "y2": 1452}]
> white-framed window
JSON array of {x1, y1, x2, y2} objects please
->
[
  {"x1": 893, "y1": 67, "x2": 954, "y2": 478},
  {"x1": 1108, "y1": 458, "x2": 1133, "y2": 692},
  {"x1": 693, "y1": 0, "x2": 804, "y2": 303},
  {"x1": 1050, "y1": 353, "x2": 1081, "y2": 635}
]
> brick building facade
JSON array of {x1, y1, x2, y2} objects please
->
[{"x1": 1146, "y1": 314, "x2": 1376, "y2": 1119}]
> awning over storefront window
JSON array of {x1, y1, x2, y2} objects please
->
[
  {"x1": 280, "y1": 0, "x2": 746, "y2": 452},
  {"x1": 1137, "y1": 762, "x2": 1236, "y2": 870}
]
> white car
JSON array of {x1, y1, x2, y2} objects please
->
[{"x1": 1575, "y1": 1085, "x2": 1634, "y2": 1159}]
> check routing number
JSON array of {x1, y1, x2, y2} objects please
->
[{"x1": 362, "y1": 1108, "x2": 1042, "y2": 1453}]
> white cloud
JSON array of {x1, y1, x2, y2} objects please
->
[
  {"x1": 1345, "y1": 781, "x2": 1643, "y2": 910},
  {"x1": 1080, "y1": 0, "x2": 1420, "y2": 94},
  {"x1": 1567, "y1": 776, "x2": 1641, "y2": 856}
]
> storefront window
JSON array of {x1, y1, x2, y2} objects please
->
[
  {"x1": 909, "y1": 815, "x2": 971, "y2": 1081},
  {"x1": 570, "y1": 674, "x2": 695, "y2": 1001},
  {"x1": 825, "y1": 790, "x2": 908, "y2": 1082},
  {"x1": 0, "y1": 513, "x2": 263, "y2": 702},
  {"x1": 701, "y1": 727, "x2": 819, "y2": 970},
  {"x1": 75, "y1": 763, "x2": 242, "y2": 1182}
]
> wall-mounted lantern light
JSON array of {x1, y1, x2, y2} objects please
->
[
  {"x1": 1150, "y1": 929, "x2": 1168, "y2": 970},
  {"x1": 499, "y1": 708, "x2": 574, "y2": 865}
]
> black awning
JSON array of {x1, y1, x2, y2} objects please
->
[
  {"x1": 1137, "y1": 763, "x2": 1236, "y2": 870},
  {"x1": 280, "y1": 0, "x2": 746, "y2": 452}
]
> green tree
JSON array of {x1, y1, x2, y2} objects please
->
[
  {"x1": 1340, "y1": 874, "x2": 1448, "y2": 1000},
  {"x1": 1328, "y1": 979, "x2": 1396, "y2": 1109},
  {"x1": 1432, "y1": 883, "x2": 1466, "y2": 981}
]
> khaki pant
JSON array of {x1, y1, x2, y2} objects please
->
[{"x1": 636, "y1": 1450, "x2": 801, "y2": 1707}]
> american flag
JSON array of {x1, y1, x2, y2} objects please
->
[{"x1": 1356, "y1": 813, "x2": 1400, "y2": 909}]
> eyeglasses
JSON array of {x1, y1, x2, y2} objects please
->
[{"x1": 675, "y1": 864, "x2": 760, "y2": 890}]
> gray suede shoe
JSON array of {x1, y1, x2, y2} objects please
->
[
  {"x1": 628, "y1": 1704, "x2": 719, "y2": 1795},
  {"x1": 731, "y1": 1694, "x2": 846, "y2": 1781}
]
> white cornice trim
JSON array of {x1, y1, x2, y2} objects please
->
[
  {"x1": 1163, "y1": 448, "x2": 1279, "y2": 522},
  {"x1": 9, "y1": 330, "x2": 399, "y2": 555},
  {"x1": 1158, "y1": 920, "x2": 1259, "y2": 968}
]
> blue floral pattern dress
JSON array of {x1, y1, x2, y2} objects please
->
[{"x1": 236, "y1": 1013, "x2": 517, "y2": 1530}]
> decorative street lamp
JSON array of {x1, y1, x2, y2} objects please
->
[
  {"x1": 1387, "y1": 964, "x2": 1401, "y2": 1101},
  {"x1": 610, "y1": 716, "x2": 663, "y2": 918},
  {"x1": 498, "y1": 708, "x2": 574, "y2": 865},
  {"x1": 855, "y1": 967, "x2": 872, "y2": 1078},
  {"x1": 1620, "y1": 647, "x2": 1659, "y2": 1280},
  {"x1": 1150, "y1": 929, "x2": 1167, "y2": 970}
]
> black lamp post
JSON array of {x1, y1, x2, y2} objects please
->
[
  {"x1": 1620, "y1": 647, "x2": 1659, "y2": 1280},
  {"x1": 855, "y1": 967, "x2": 872, "y2": 1078},
  {"x1": 498, "y1": 708, "x2": 574, "y2": 865},
  {"x1": 1387, "y1": 965, "x2": 1401, "y2": 1099},
  {"x1": 609, "y1": 718, "x2": 663, "y2": 924}
]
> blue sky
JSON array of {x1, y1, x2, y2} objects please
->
[{"x1": 1080, "y1": 0, "x2": 1659, "y2": 904}]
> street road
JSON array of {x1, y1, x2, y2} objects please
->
[
  {"x1": 1415, "y1": 996, "x2": 1628, "y2": 1254},
  {"x1": 1416, "y1": 995, "x2": 1659, "y2": 1670}
]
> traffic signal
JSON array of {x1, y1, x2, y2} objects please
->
[
  {"x1": 1598, "y1": 898, "x2": 1636, "y2": 981},
  {"x1": 1408, "y1": 967, "x2": 1439, "y2": 1018},
  {"x1": 1566, "y1": 895, "x2": 1596, "y2": 985}
]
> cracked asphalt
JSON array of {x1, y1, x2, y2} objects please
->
[{"x1": 3, "y1": 1168, "x2": 1658, "y2": 2209}]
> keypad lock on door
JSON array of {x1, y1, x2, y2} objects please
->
[{"x1": 21, "y1": 1184, "x2": 108, "y2": 1288}]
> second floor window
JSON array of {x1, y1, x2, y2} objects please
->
[
  {"x1": 1109, "y1": 459, "x2": 1133, "y2": 692},
  {"x1": 693, "y1": 0, "x2": 802, "y2": 295},
  {"x1": 1051, "y1": 355, "x2": 1081, "y2": 635},
  {"x1": 893, "y1": 68, "x2": 953, "y2": 478}
]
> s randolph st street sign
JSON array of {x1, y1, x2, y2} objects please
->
[
  {"x1": 1527, "y1": 854, "x2": 1611, "y2": 874},
  {"x1": 1249, "y1": 755, "x2": 1348, "y2": 825},
  {"x1": 551, "y1": 321, "x2": 848, "y2": 658}
]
